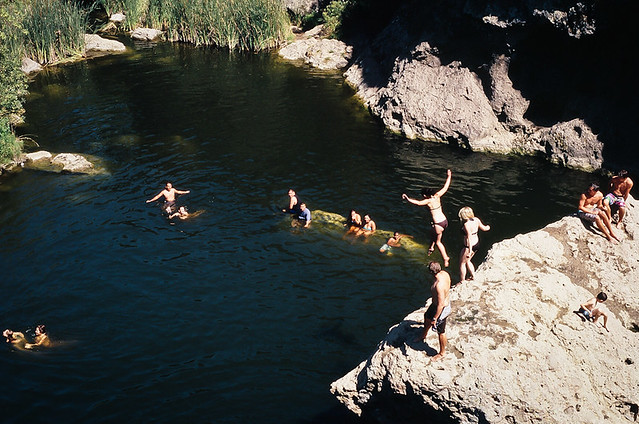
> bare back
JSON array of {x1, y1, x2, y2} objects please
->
[{"x1": 611, "y1": 176, "x2": 633, "y2": 198}]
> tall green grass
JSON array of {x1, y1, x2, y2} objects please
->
[
  {"x1": 100, "y1": 0, "x2": 291, "y2": 50},
  {"x1": 0, "y1": 0, "x2": 28, "y2": 164},
  {"x1": 21, "y1": 0, "x2": 88, "y2": 64}
]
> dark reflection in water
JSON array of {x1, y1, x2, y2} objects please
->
[{"x1": 1, "y1": 41, "x2": 596, "y2": 423}]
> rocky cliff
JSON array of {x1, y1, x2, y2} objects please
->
[
  {"x1": 331, "y1": 196, "x2": 639, "y2": 423},
  {"x1": 338, "y1": 0, "x2": 638, "y2": 171}
]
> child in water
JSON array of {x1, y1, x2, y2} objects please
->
[{"x1": 169, "y1": 206, "x2": 189, "y2": 220}]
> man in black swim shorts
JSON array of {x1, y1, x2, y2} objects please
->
[{"x1": 416, "y1": 261, "x2": 451, "y2": 361}]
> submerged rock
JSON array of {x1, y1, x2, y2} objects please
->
[
  {"x1": 23, "y1": 151, "x2": 104, "y2": 175},
  {"x1": 331, "y1": 197, "x2": 639, "y2": 423}
]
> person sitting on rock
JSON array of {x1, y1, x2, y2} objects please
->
[
  {"x1": 577, "y1": 183, "x2": 619, "y2": 243},
  {"x1": 354, "y1": 214, "x2": 376, "y2": 238},
  {"x1": 578, "y1": 292, "x2": 609, "y2": 332},
  {"x1": 292, "y1": 203, "x2": 311, "y2": 228},
  {"x1": 345, "y1": 209, "x2": 363, "y2": 235},
  {"x1": 282, "y1": 188, "x2": 301, "y2": 214},
  {"x1": 603, "y1": 170, "x2": 634, "y2": 228}
]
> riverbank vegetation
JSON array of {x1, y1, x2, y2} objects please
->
[{"x1": 98, "y1": 0, "x2": 291, "y2": 50}]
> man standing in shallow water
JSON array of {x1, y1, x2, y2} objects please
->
[
  {"x1": 416, "y1": 261, "x2": 451, "y2": 361},
  {"x1": 146, "y1": 182, "x2": 190, "y2": 214},
  {"x1": 577, "y1": 183, "x2": 619, "y2": 243}
]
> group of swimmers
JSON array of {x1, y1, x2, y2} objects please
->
[
  {"x1": 280, "y1": 170, "x2": 491, "y2": 286},
  {"x1": 3, "y1": 325, "x2": 51, "y2": 351}
]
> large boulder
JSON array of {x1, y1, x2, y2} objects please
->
[
  {"x1": 23, "y1": 151, "x2": 102, "y2": 174},
  {"x1": 331, "y1": 197, "x2": 639, "y2": 423},
  {"x1": 21, "y1": 57, "x2": 43, "y2": 75},
  {"x1": 84, "y1": 34, "x2": 126, "y2": 54},
  {"x1": 283, "y1": 0, "x2": 319, "y2": 16},
  {"x1": 279, "y1": 34, "x2": 352, "y2": 70},
  {"x1": 131, "y1": 28, "x2": 164, "y2": 41}
]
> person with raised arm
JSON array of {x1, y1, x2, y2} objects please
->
[
  {"x1": 402, "y1": 169, "x2": 452, "y2": 267},
  {"x1": 458, "y1": 206, "x2": 491, "y2": 284}
]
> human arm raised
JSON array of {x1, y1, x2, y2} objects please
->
[
  {"x1": 435, "y1": 169, "x2": 452, "y2": 197},
  {"x1": 477, "y1": 218, "x2": 491, "y2": 232}
]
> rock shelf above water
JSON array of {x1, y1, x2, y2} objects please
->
[{"x1": 331, "y1": 197, "x2": 639, "y2": 423}]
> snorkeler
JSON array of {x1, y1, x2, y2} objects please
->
[{"x1": 402, "y1": 169, "x2": 452, "y2": 267}]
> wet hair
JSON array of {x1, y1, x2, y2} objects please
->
[
  {"x1": 421, "y1": 188, "x2": 437, "y2": 198},
  {"x1": 588, "y1": 182, "x2": 599, "y2": 191},
  {"x1": 428, "y1": 261, "x2": 441, "y2": 274},
  {"x1": 617, "y1": 170, "x2": 628, "y2": 178},
  {"x1": 458, "y1": 206, "x2": 475, "y2": 221},
  {"x1": 596, "y1": 292, "x2": 607, "y2": 302}
]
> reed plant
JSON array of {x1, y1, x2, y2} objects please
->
[
  {"x1": 100, "y1": 0, "x2": 290, "y2": 50},
  {"x1": 20, "y1": 0, "x2": 88, "y2": 64}
]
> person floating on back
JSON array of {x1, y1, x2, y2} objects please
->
[
  {"x1": 603, "y1": 170, "x2": 634, "y2": 228},
  {"x1": 578, "y1": 292, "x2": 609, "y2": 332},
  {"x1": 402, "y1": 169, "x2": 452, "y2": 267},
  {"x1": 146, "y1": 182, "x2": 190, "y2": 214},
  {"x1": 282, "y1": 189, "x2": 301, "y2": 214},
  {"x1": 577, "y1": 182, "x2": 619, "y2": 243}
]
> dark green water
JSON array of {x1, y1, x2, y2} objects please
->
[{"x1": 1, "y1": 41, "x2": 597, "y2": 423}]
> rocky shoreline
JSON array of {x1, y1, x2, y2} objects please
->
[{"x1": 330, "y1": 196, "x2": 639, "y2": 423}]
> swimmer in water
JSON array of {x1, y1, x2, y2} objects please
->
[
  {"x1": 3, "y1": 329, "x2": 27, "y2": 350},
  {"x1": 379, "y1": 231, "x2": 412, "y2": 253},
  {"x1": 25, "y1": 324, "x2": 52, "y2": 349},
  {"x1": 169, "y1": 206, "x2": 189, "y2": 220},
  {"x1": 146, "y1": 182, "x2": 190, "y2": 214}
]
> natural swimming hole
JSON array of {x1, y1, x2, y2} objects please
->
[{"x1": 0, "y1": 41, "x2": 596, "y2": 423}]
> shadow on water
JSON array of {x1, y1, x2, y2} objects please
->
[{"x1": 0, "y1": 39, "x2": 618, "y2": 423}]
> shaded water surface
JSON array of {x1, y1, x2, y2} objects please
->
[{"x1": 1, "y1": 41, "x2": 595, "y2": 423}]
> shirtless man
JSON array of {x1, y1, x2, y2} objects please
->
[
  {"x1": 146, "y1": 182, "x2": 190, "y2": 214},
  {"x1": 25, "y1": 324, "x2": 52, "y2": 349},
  {"x1": 293, "y1": 203, "x2": 311, "y2": 228},
  {"x1": 379, "y1": 231, "x2": 411, "y2": 253},
  {"x1": 603, "y1": 170, "x2": 634, "y2": 227},
  {"x1": 578, "y1": 183, "x2": 619, "y2": 243},
  {"x1": 416, "y1": 262, "x2": 451, "y2": 360}
]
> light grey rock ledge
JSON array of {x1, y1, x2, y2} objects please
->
[{"x1": 331, "y1": 196, "x2": 639, "y2": 423}]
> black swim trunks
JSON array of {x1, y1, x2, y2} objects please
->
[{"x1": 425, "y1": 302, "x2": 451, "y2": 334}]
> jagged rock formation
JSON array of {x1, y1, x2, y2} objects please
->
[
  {"x1": 340, "y1": 0, "x2": 622, "y2": 171},
  {"x1": 331, "y1": 196, "x2": 639, "y2": 423},
  {"x1": 279, "y1": 25, "x2": 353, "y2": 70}
]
